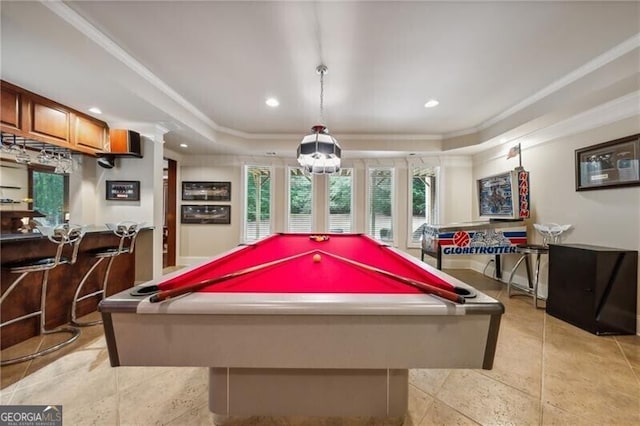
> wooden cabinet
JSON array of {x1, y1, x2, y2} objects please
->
[
  {"x1": 547, "y1": 244, "x2": 637, "y2": 335},
  {"x1": 29, "y1": 98, "x2": 71, "y2": 144},
  {"x1": 0, "y1": 83, "x2": 23, "y2": 131},
  {"x1": 0, "y1": 80, "x2": 109, "y2": 155},
  {"x1": 73, "y1": 114, "x2": 107, "y2": 150}
]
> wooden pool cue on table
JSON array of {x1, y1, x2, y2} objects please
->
[
  {"x1": 149, "y1": 249, "x2": 317, "y2": 303},
  {"x1": 315, "y1": 250, "x2": 466, "y2": 304},
  {"x1": 149, "y1": 249, "x2": 465, "y2": 305}
]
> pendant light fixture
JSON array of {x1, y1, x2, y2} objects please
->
[{"x1": 297, "y1": 65, "x2": 341, "y2": 174}]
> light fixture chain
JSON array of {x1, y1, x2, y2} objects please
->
[{"x1": 319, "y1": 68, "x2": 325, "y2": 124}]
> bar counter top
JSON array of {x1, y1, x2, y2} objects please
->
[{"x1": 0, "y1": 225, "x2": 154, "y2": 242}]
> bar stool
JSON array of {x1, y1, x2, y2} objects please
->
[
  {"x1": 71, "y1": 221, "x2": 141, "y2": 326},
  {"x1": 1, "y1": 224, "x2": 85, "y2": 366},
  {"x1": 507, "y1": 244, "x2": 549, "y2": 308}
]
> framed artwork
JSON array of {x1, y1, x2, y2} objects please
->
[
  {"x1": 576, "y1": 134, "x2": 640, "y2": 191},
  {"x1": 181, "y1": 204, "x2": 231, "y2": 224},
  {"x1": 106, "y1": 180, "x2": 140, "y2": 201},
  {"x1": 182, "y1": 181, "x2": 231, "y2": 201}
]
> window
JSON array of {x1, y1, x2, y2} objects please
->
[
  {"x1": 410, "y1": 167, "x2": 438, "y2": 245},
  {"x1": 244, "y1": 165, "x2": 272, "y2": 242},
  {"x1": 368, "y1": 167, "x2": 394, "y2": 241},
  {"x1": 328, "y1": 168, "x2": 353, "y2": 233},
  {"x1": 30, "y1": 169, "x2": 68, "y2": 226},
  {"x1": 288, "y1": 167, "x2": 313, "y2": 232}
]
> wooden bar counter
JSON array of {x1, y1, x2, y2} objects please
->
[{"x1": 0, "y1": 226, "x2": 152, "y2": 349}]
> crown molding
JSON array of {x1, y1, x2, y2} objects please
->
[
  {"x1": 443, "y1": 33, "x2": 640, "y2": 140},
  {"x1": 478, "y1": 33, "x2": 640, "y2": 132},
  {"x1": 42, "y1": 1, "x2": 640, "y2": 152},
  {"x1": 41, "y1": 1, "x2": 222, "y2": 131}
]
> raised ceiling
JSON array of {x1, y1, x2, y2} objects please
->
[{"x1": 1, "y1": 1, "x2": 639, "y2": 156}]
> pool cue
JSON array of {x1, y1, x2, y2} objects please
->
[
  {"x1": 149, "y1": 249, "x2": 318, "y2": 303},
  {"x1": 316, "y1": 250, "x2": 466, "y2": 304}
]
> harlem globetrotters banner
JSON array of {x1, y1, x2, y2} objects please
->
[{"x1": 422, "y1": 222, "x2": 527, "y2": 256}]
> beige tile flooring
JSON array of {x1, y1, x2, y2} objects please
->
[{"x1": 1, "y1": 269, "x2": 639, "y2": 425}]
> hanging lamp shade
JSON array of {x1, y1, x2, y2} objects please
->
[
  {"x1": 297, "y1": 125, "x2": 341, "y2": 174},
  {"x1": 296, "y1": 65, "x2": 341, "y2": 174}
]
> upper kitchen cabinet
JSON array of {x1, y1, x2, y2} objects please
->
[
  {"x1": 0, "y1": 82, "x2": 24, "y2": 132},
  {"x1": 29, "y1": 97, "x2": 71, "y2": 145},
  {"x1": 0, "y1": 80, "x2": 109, "y2": 155},
  {"x1": 73, "y1": 114, "x2": 108, "y2": 151}
]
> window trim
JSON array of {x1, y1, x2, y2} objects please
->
[
  {"x1": 365, "y1": 165, "x2": 395, "y2": 244},
  {"x1": 286, "y1": 166, "x2": 315, "y2": 233},
  {"x1": 241, "y1": 164, "x2": 274, "y2": 243},
  {"x1": 406, "y1": 166, "x2": 439, "y2": 249},
  {"x1": 326, "y1": 168, "x2": 355, "y2": 234}
]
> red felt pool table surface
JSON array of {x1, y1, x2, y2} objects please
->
[{"x1": 156, "y1": 233, "x2": 454, "y2": 294}]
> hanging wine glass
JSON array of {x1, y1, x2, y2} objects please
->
[
  {"x1": 54, "y1": 152, "x2": 65, "y2": 174},
  {"x1": 37, "y1": 147, "x2": 54, "y2": 165},
  {"x1": 14, "y1": 144, "x2": 31, "y2": 164},
  {"x1": 61, "y1": 152, "x2": 73, "y2": 174},
  {"x1": 1, "y1": 134, "x2": 17, "y2": 154}
]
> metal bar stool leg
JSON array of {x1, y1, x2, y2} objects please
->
[
  {"x1": 71, "y1": 257, "x2": 107, "y2": 326},
  {"x1": 1, "y1": 270, "x2": 80, "y2": 366},
  {"x1": 533, "y1": 253, "x2": 542, "y2": 309},
  {"x1": 507, "y1": 255, "x2": 527, "y2": 298}
]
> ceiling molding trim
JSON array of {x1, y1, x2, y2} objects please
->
[
  {"x1": 442, "y1": 126, "x2": 480, "y2": 139},
  {"x1": 214, "y1": 126, "x2": 444, "y2": 141},
  {"x1": 478, "y1": 33, "x2": 640, "y2": 132},
  {"x1": 40, "y1": 1, "x2": 221, "y2": 133},
  {"x1": 336, "y1": 134, "x2": 443, "y2": 142},
  {"x1": 520, "y1": 90, "x2": 640, "y2": 148},
  {"x1": 476, "y1": 91, "x2": 640, "y2": 163}
]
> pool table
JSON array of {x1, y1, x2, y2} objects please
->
[{"x1": 100, "y1": 233, "x2": 503, "y2": 421}]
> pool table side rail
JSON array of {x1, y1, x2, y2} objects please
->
[{"x1": 100, "y1": 311, "x2": 500, "y2": 370}]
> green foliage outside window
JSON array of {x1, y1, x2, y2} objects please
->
[
  {"x1": 370, "y1": 169, "x2": 392, "y2": 216},
  {"x1": 32, "y1": 170, "x2": 66, "y2": 225},
  {"x1": 412, "y1": 176, "x2": 427, "y2": 216},
  {"x1": 246, "y1": 167, "x2": 271, "y2": 222},
  {"x1": 329, "y1": 172, "x2": 352, "y2": 214},
  {"x1": 289, "y1": 171, "x2": 311, "y2": 214}
]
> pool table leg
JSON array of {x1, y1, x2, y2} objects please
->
[{"x1": 209, "y1": 367, "x2": 408, "y2": 419}]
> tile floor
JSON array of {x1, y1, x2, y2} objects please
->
[{"x1": 1, "y1": 269, "x2": 639, "y2": 425}]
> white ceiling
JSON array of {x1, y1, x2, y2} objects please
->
[{"x1": 1, "y1": 1, "x2": 639, "y2": 157}]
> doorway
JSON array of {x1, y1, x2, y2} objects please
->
[{"x1": 163, "y1": 158, "x2": 177, "y2": 267}]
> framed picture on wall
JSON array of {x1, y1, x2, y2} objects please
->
[
  {"x1": 106, "y1": 180, "x2": 140, "y2": 201},
  {"x1": 181, "y1": 204, "x2": 231, "y2": 224},
  {"x1": 575, "y1": 134, "x2": 640, "y2": 191},
  {"x1": 182, "y1": 181, "x2": 231, "y2": 201}
]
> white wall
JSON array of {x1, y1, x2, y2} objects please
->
[
  {"x1": 472, "y1": 116, "x2": 640, "y2": 328},
  {"x1": 179, "y1": 161, "x2": 241, "y2": 263},
  {"x1": 176, "y1": 155, "x2": 476, "y2": 265},
  {"x1": 68, "y1": 136, "x2": 165, "y2": 280}
]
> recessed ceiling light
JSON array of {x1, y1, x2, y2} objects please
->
[
  {"x1": 424, "y1": 99, "x2": 439, "y2": 108},
  {"x1": 179, "y1": 143, "x2": 188, "y2": 148},
  {"x1": 265, "y1": 98, "x2": 279, "y2": 107},
  {"x1": 89, "y1": 107, "x2": 102, "y2": 114}
]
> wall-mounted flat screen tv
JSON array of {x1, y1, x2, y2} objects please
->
[{"x1": 477, "y1": 170, "x2": 530, "y2": 220}]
